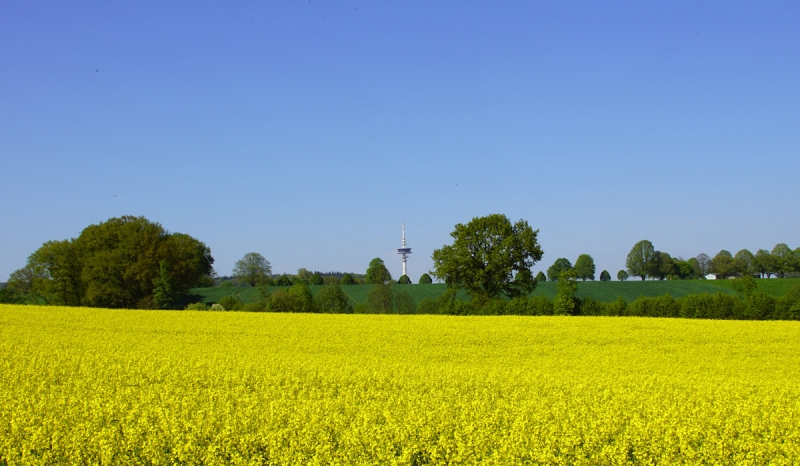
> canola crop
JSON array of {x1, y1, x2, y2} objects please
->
[{"x1": 1, "y1": 305, "x2": 799, "y2": 465}]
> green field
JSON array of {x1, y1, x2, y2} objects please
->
[{"x1": 191, "y1": 278, "x2": 800, "y2": 306}]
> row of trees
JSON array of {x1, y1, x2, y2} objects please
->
[
  {"x1": 625, "y1": 240, "x2": 800, "y2": 281},
  {"x1": 543, "y1": 255, "x2": 609, "y2": 282},
  {"x1": 229, "y1": 253, "x2": 434, "y2": 288},
  {"x1": 7, "y1": 216, "x2": 214, "y2": 308}
]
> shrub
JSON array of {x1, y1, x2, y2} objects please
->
[
  {"x1": 314, "y1": 283, "x2": 352, "y2": 314},
  {"x1": 416, "y1": 298, "x2": 439, "y2": 314},
  {"x1": 397, "y1": 275, "x2": 412, "y2": 285},
  {"x1": 185, "y1": 302, "x2": 210, "y2": 311},
  {"x1": 288, "y1": 283, "x2": 315, "y2": 313},
  {"x1": 579, "y1": 298, "x2": 604, "y2": 316},
  {"x1": 365, "y1": 284, "x2": 394, "y2": 314},
  {"x1": 418, "y1": 273, "x2": 433, "y2": 285},
  {"x1": 217, "y1": 295, "x2": 242, "y2": 311},
  {"x1": 210, "y1": 303, "x2": 225, "y2": 311},
  {"x1": 395, "y1": 290, "x2": 416, "y2": 314},
  {"x1": 604, "y1": 297, "x2": 627, "y2": 316},
  {"x1": 309, "y1": 273, "x2": 325, "y2": 286},
  {"x1": 340, "y1": 273, "x2": 356, "y2": 285}
]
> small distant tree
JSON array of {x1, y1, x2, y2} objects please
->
[
  {"x1": 547, "y1": 258, "x2": 573, "y2": 282},
  {"x1": 233, "y1": 253, "x2": 272, "y2": 286},
  {"x1": 364, "y1": 284, "x2": 394, "y2": 313},
  {"x1": 397, "y1": 274, "x2": 412, "y2": 284},
  {"x1": 152, "y1": 261, "x2": 175, "y2": 309},
  {"x1": 617, "y1": 270, "x2": 629, "y2": 281},
  {"x1": 535, "y1": 271, "x2": 546, "y2": 282},
  {"x1": 296, "y1": 268, "x2": 313, "y2": 283},
  {"x1": 340, "y1": 273, "x2": 356, "y2": 285},
  {"x1": 599, "y1": 270, "x2": 611, "y2": 281},
  {"x1": 626, "y1": 240, "x2": 655, "y2": 280},
  {"x1": 771, "y1": 243, "x2": 794, "y2": 278},
  {"x1": 573, "y1": 254, "x2": 596, "y2": 281},
  {"x1": 275, "y1": 275, "x2": 293, "y2": 286},
  {"x1": 365, "y1": 258, "x2": 392, "y2": 285},
  {"x1": 554, "y1": 270, "x2": 578, "y2": 315},
  {"x1": 314, "y1": 282, "x2": 352, "y2": 313},
  {"x1": 710, "y1": 250, "x2": 735, "y2": 278},
  {"x1": 695, "y1": 253, "x2": 711, "y2": 276},
  {"x1": 309, "y1": 273, "x2": 324, "y2": 286},
  {"x1": 418, "y1": 273, "x2": 433, "y2": 284}
]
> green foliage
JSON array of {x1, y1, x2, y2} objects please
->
[
  {"x1": 734, "y1": 249, "x2": 755, "y2": 275},
  {"x1": 648, "y1": 251, "x2": 675, "y2": 281},
  {"x1": 547, "y1": 258, "x2": 573, "y2": 282},
  {"x1": 554, "y1": 270, "x2": 578, "y2": 315},
  {"x1": 232, "y1": 252, "x2": 272, "y2": 286},
  {"x1": 152, "y1": 261, "x2": 175, "y2": 309},
  {"x1": 309, "y1": 273, "x2": 325, "y2": 286},
  {"x1": 364, "y1": 284, "x2": 394, "y2": 313},
  {"x1": 185, "y1": 302, "x2": 210, "y2": 311},
  {"x1": 771, "y1": 243, "x2": 794, "y2": 278},
  {"x1": 365, "y1": 258, "x2": 392, "y2": 285},
  {"x1": 288, "y1": 282, "x2": 315, "y2": 313},
  {"x1": 731, "y1": 275, "x2": 758, "y2": 297},
  {"x1": 275, "y1": 275, "x2": 293, "y2": 287},
  {"x1": 418, "y1": 273, "x2": 432, "y2": 285},
  {"x1": 314, "y1": 283, "x2": 352, "y2": 314},
  {"x1": 9, "y1": 216, "x2": 214, "y2": 308},
  {"x1": 340, "y1": 273, "x2": 356, "y2": 285},
  {"x1": 394, "y1": 290, "x2": 416, "y2": 314},
  {"x1": 626, "y1": 240, "x2": 655, "y2": 280},
  {"x1": 397, "y1": 274, "x2": 412, "y2": 285},
  {"x1": 0, "y1": 287, "x2": 24, "y2": 304},
  {"x1": 617, "y1": 270, "x2": 629, "y2": 281},
  {"x1": 217, "y1": 294, "x2": 242, "y2": 311},
  {"x1": 432, "y1": 214, "x2": 543, "y2": 300},
  {"x1": 535, "y1": 271, "x2": 546, "y2": 282},
  {"x1": 573, "y1": 254, "x2": 596, "y2": 281},
  {"x1": 599, "y1": 270, "x2": 611, "y2": 281},
  {"x1": 710, "y1": 250, "x2": 736, "y2": 278}
]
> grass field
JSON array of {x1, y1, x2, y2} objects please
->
[
  {"x1": 2, "y1": 305, "x2": 799, "y2": 464},
  {"x1": 191, "y1": 278, "x2": 800, "y2": 306}
]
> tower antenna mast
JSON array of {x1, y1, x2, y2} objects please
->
[{"x1": 396, "y1": 223, "x2": 412, "y2": 278}]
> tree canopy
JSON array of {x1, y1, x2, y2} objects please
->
[
  {"x1": 431, "y1": 214, "x2": 543, "y2": 299},
  {"x1": 573, "y1": 254, "x2": 596, "y2": 281},
  {"x1": 599, "y1": 270, "x2": 611, "y2": 281},
  {"x1": 418, "y1": 273, "x2": 433, "y2": 285},
  {"x1": 8, "y1": 216, "x2": 214, "y2": 308},
  {"x1": 397, "y1": 274, "x2": 412, "y2": 285},
  {"x1": 232, "y1": 252, "x2": 272, "y2": 286},
  {"x1": 626, "y1": 240, "x2": 655, "y2": 280},
  {"x1": 365, "y1": 258, "x2": 392, "y2": 285},
  {"x1": 546, "y1": 258, "x2": 573, "y2": 282}
]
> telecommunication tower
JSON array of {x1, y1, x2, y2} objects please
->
[{"x1": 396, "y1": 223, "x2": 412, "y2": 277}]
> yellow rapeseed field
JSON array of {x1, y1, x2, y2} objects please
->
[{"x1": 1, "y1": 304, "x2": 799, "y2": 465}]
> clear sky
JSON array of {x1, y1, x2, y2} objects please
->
[{"x1": 2, "y1": 1, "x2": 798, "y2": 282}]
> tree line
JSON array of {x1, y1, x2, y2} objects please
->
[{"x1": 624, "y1": 240, "x2": 800, "y2": 281}]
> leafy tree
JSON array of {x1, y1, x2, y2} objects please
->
[
  {"x1": 365, "y1": 258, "x2": 392, "y2": 285},
  {"x1": 599, "y1": 270, "x2": 611, "y2": 281},
  {"x1": 573, "y1": 254, "x2": 596, "y2": 281},
  {"x1": 626, "y1": 240, "x2": 655, "y2": 280},
  {"x1": 648, "y1": 251, "x2": 675, "y2": 281},
  {"x1": 395, "y1": 290, "x2": 416, "y2": 314},
  {"x1": 364, "y1": 284, "x2": 394, "y2": 313},
  {"x1": 687, "y1": 257, "x2": 701, "y2": 277},
  {"x1": 288, "y1": 282, "x2": 315, "y2": 313},
  {"x1": 617, "y1": 270, "x2": 629, "y2": 281},
  {"x1": 397, "y1": 274, "x2": 412, "y2": 284},
  {"x1": 232, "y1": 253, "x2": 272, "y2": 287},
  {"x1": 152, "y1": 261, "x2": 175, "y2": 309},
  {"x1": 418, "y1": 273, "x2": 433, "y2": 284},
  {"x1": 753, "y1": 249, "x2": 776, "y2": 278},
  {"x1": 431, "y1": 214, "x2": 544, "y2": 300},
  {"x1": 0, "y1": 287, "x2": 23, "y2": 304},
  {"x1": 771, "y1": 243, "x2": 794, "y2": 278},
  {"x1": 546, "y1": 258, "x2": 573, "y2": 282},
  {"x1": 554, "y1": 270, "x2": 578, "y2": 315},
  {"x1": 734, "y1": 249, "x2": 755, "y2": 276},
  {"x1": 309, "y1": 273, "x2": 325, "y2": 286},
  {"x1": 710, "y1": 250, "x2": 735, "y2": 278},
  {"x1": 673, "y1": 259, "x2": 696, "y2": 280},
  {"x1": 8, "y1": 261, "x2": 52, "y2": 304},
  {"x1": 695, "y1": 253, "x2": 711, "y2": 276},
  {"x1": 535, "y1": 271, "x2": 546, "y2": 282},
  {"x1": 314, "y1": 282, "x2": 352, "y2": 313},
  {"x1": 217, "y1": 294, "x2": 242, "y2": 311},
  {"x1": 275, "y1": 274, "x2": 293, "y2": 286},
  {"x1": 340, "y1": 273, "x2": 356, "y2": 285}
]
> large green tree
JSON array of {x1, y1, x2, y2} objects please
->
[
  {"x1": 695, "y1": 253, "x2": 711, "y2": 276},
  {"x1": 753, "y1": 249, "x2": 775, "y2": 278},
  {"x1": 733, "y1": 249, "x2": 755, "y2": 276},
  {"x1": 418, "y1": 273, "x2": 433, "y2": 285},
  {"x1": 431, "y1": 214, "x2": 543, "y2": 300},
  {"x1": 710, "y1": 250, "x2": 735, "y2": 278},
  {"x1": 365, "y1": 258, "x2": 392, "y2": 285},
  {"x1": 771, "y1": 243, "x2": 794, "y2": 278},
  {"x1": 546, "y1": 258, "x2": 573, "y2": 282},
  {"x1": 648, "y1": 251, "x2": 675, "y2": 281},
  {"x1": 573, "y1": 254, "x2": 596, "y2": 281},
  {"x1": 626, "y1": 240, "x2": 655, "y2": 280},
  {"x1": 233, "y1": 253, "x2": 272, "y2": 286},
  {"x1": 8, "y1": 216, "x2": 214, "y2": 308}
]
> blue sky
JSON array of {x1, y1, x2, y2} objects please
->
[{"x1": 2, "y1": 1, "x2": 798, "y2": 282}]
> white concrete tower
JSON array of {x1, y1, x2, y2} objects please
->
[{"x1": 396, "y1": 223, "x2": 412, "y2": 277}]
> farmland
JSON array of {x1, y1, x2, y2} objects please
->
[
  {"x1": 2, "y1": 304, "x2": 799, "y2": 464},
  {"x1": 191, "y1": 278, "x2": 800, "y2": 306}
]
